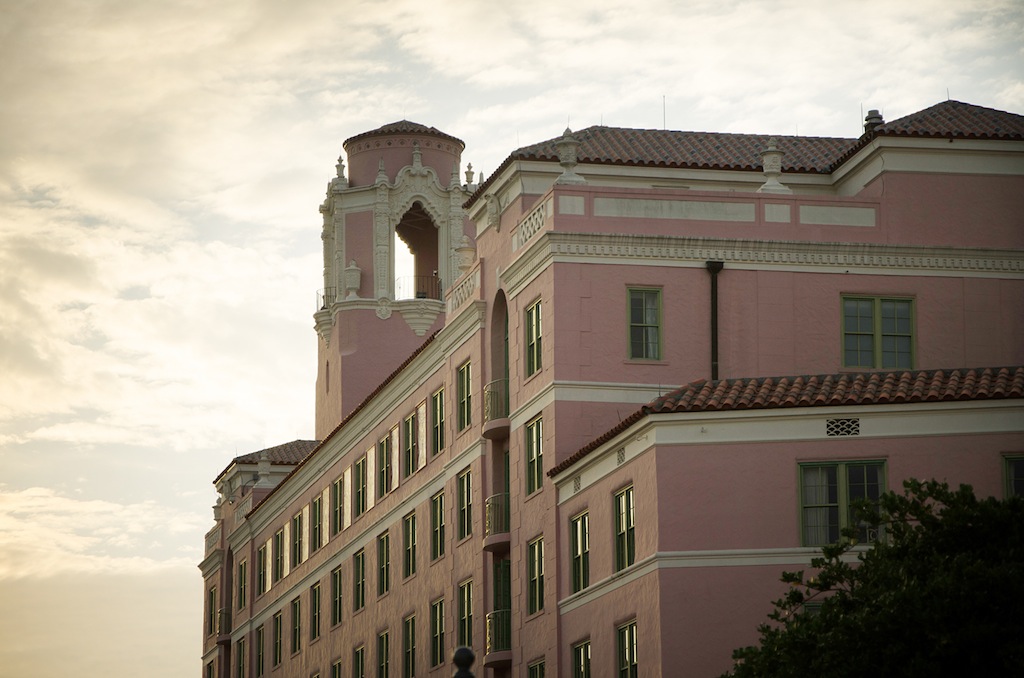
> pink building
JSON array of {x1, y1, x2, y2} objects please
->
[{"x1": 200, "y1": 101, "x2": 1024, "y2": 678}]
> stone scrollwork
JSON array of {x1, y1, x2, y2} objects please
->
[{"x1": 376, "y1": 297, "x2": 392, "y2": 319}]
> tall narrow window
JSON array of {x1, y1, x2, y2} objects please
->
[
  {"x1": 430, "y1": 598, "x2": 445, "y2": 667},
  {"x1": 528, "y1": 660, "x2": 546, "y2": 678},
  {"x1": 331, "y1": 659, "x2": 343, "y2": 678},
  {"x1": 1007, "y1": 456, "x2": 1024, "y2": 498},
  {"x1": 310, "y1": 582, "x2": 321, "y2": 641},
  {"x1": 311, "y1": 496, "x2": 323, "y2": 552},
  {"x1": 378, "y1": 435, "x2": 393, "y2": 498},
  {"x1": 527, "y1": 536, "x2": 544, "y2": 614},
  {"x1": 353, "y1": 549, "x2": 366, "y2": 611},
  {"x1": 331, "y1": 566, "x2": 343, "y2": 625},
  {"x1": 272, "y1": 611, "x2": 283, "y2": 666},
  {"x1": 617, "y1": 620, "x2": 638, "y2": 678},
  {"x1": 570, "y1": 512, "x2": 590, "y2": 593},
  {"x1": 431, "y1": 388, "x2": 445, "y2": 454},
  {"x1": 291, "y1": 597, "x2": 301, "y2": 654},
  {"x1": 403, "y1": 412, "x2": 418, "y2": 478},
  {"x1": 457, "y1": 361, "x2": 472, "y2": 430},
  {"x1": 525, "y1": 417, "x2": 543, "y2": 495},
  {"x1": 573, "y1": 640, "x2": 591, "y2": 678},
  {"x1": 457, "y1": 580, "x2": 473, "y2": 647},
  {"x1": 842, "y1": 296, "x2": 914, "y2": 369},
  {"x1": 235, "y1": 637, "x2": 246, "y2": 678},
  {"x1": 377, "y1": 630, "x2": 390, "y2": 678},
  {"x1": 801, "y1": 461, "x2": 885, "y2": 545},
  {"x1": 431, "y1": 491, "x2": 446, "y2": 560},
  {"x1": 331, "y1": 476, "x2": 344, "y2": 535},
  {"x1": 353, "y1": 645, "x2": 365, "y2": 678},
  {"x1": 255, "y1": 625, "x2": 265, "y2": 677},
  {"x1": 615, "y1": 486, "x2": 635, "y2": 571},
  {"x1": 237, "y1": 560, "x2": 247, "y2": 610},
  {"x1": 291, "y1": 512, "x2": 304, "y2": 567},
  {"x1": 377, "y1": 532, "x2": 391, "y2": 596},
  {"x1": 403, "y1": 511, "x2": 417, "y2": 578},
  {"x1": 354, "y1": 456, "x2": 368, "y2": 518},
  {"x1": 457, "y1": 469, "x2": 473, "y2": 540},
  {"x1": 207, "y1": 586, "x2": 217, "y2": 636},
  {"x1": 273, "y1": 529, "x2": 285, "y2": 582},
  {"x1": 525, "y1": 300, "x2": 542, "y2": 376},
  {"x1": 402, "y1": 615, "x2": 416, "y2": 678},
  {"x1": 628, "y1": 288, "x2": 661, "y2": 360},
  {"x1": 257, "y1": 545, "x2": 267, "y2": 595}
]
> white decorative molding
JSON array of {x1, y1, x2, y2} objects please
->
[
  {"x1": 446, "y1": 267, "x2": 480, "y2": 315},
  {"x1": 513, "y1": 198, "x2": 552, "y2": 251},
  {"x1": 375, "y1": 297, "x2": 392, "y2": 319},
  {"x1": 502, "y1": 232, "x2": 1024, "y2": 299},
  {"x1": 397, "y1": 298, "x2": 443, "y2": 336}
]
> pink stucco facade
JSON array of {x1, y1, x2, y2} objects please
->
[{"x1": 201, "y1": 103, "x2": 1024, "y2": 678}]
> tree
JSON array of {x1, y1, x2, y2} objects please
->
[{"x1": 723, "y1": 479, "x2": 1024, "y2": 677}]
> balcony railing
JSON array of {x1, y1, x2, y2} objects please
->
[
  {"x1": 485, "y1": 493, "x2": 510, "y2": 538},
  {"x1": 395, "y1": 275, "x2": 442, "y2": 301},
  {"x1": 316, "y1": 287, "x2": 337, "y2": 310},
  {"x1": 485, "y1": 609, "x2": 511, "y2": 654},
  {"x1": 483, "y1": 379, "x2": 508, "y2": 423}
]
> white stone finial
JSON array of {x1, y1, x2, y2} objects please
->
[
  {"x1": 331, "y1": 155, "x2": 349, "y2": 192},
  {"x1": 254, "y1": 450, "x2": 274, "y2": 488},
  {"x1": 412, "y1": 141, "x2": 422, "y2": 168},
  {"x1": 756, "y1": 137, "x2": 792, "y2": 194},
  {"x1": 456, "y1": 235, "x2": 476, "y2": 275},
  {"x1": 344, "y1": 260, "x2": 362, "y2": 300},
  {"x1": 465, "y1": 163, "x2": 475, "y2": 186},
  {"x1": 376, "y1": 157, "x2": 388, "y2": 185},
  {"x1": 554, "y1": 128, "x2": 586, "y2": 185}
]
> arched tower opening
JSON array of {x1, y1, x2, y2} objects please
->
[{"x1": 394, "y1": 201, "x2": 441, "y2": 300}]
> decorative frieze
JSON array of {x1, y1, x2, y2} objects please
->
[{"x1": 513, "y1": 198, "x2": 552, "y2": 251}]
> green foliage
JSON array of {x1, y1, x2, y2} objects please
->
[{"x1": 723, "y1": 479, "x2": 1024, "y2": 677}]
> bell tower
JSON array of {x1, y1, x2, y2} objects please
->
[{"x1": 314, "y1": 122, "x2": 476, "y2": 438}]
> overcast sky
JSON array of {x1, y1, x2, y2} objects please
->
[{"x1": 0, "y1": 0, "x2": 1021, "y2": 675}]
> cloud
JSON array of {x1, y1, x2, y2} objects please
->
[{"x1": 0, "y1": 486, "x2": 206, "y2": 580}]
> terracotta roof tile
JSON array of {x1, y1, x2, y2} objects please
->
[
  {"x1": 874, "y1": 100, "x2": 1024, "y2": 140},
  {"x1": 513, "y1": 127, "x2": 853, "y2": 174},
  {"x1": 214, "y1": 439, "x2": 320, "y2": 484},
  {"x1": 550, "y1": 367, "x2": 1024, "y2": 476},
  {"x1": 344, "y1": 120, "x2": 465, "y2": 150},
  {"x1": 466, "y1": 100, "x2": 1024, "y2": 206}
]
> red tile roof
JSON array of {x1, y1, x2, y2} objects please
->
[
  {"x1": 214, "y1": 439, "x2": 320, "y2": 483},
  {"x1": 512, "y1": 128, "x2": 852, "y2": 174},
  {"x1": 467, "y1": 100, "x2": 1024, "y2": 206},
  {"x1": 344, "y1": 120, "x2": 465, "y2": 150},
  {"x1": 873, "y1": 100, "x2": 1024, "y2": 140},
  {"x1": 549, "y1": 366, "x2": 1024, "y2": 476}
]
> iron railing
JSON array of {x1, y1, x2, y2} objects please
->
[
  {"x1": 484, "y1": 493, "x2": 510, "y2": 538},
  {"x1": 395, "y1": 276, "x2": 443, "y2": 301},
  {"x1": 316, "y1": 287, "x2": 337, "y2": 310},
  {"x1": 483, "y1": 379, "x2": 509, "y2": 423},
  {"x1": 485, "y1": 609, "x2": 511, "y2": 653}
]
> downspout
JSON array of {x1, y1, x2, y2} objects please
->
[{"x1": 706, "y1": 261, "x2": 724, "y2": 380}]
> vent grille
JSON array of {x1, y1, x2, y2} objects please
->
[{"x1": 826, "y1": 418, "x2": 860, "y2": 437}]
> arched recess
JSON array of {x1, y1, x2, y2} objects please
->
[
  {"x1": 489, "y1": 290, "x2": 510, "y2": 418},
  {"x1": 394, "y1": 201, "x2": 441, "y2": 300}
]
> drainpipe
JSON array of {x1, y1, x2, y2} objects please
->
[{"x1": 706, "y1": 261, "x2": 724, "y2": 380}]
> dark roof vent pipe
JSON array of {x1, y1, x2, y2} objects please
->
[{"x1": 864, "y1": 109, "x2": 884, "y2": 134}]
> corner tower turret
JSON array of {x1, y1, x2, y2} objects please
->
[{"x1": 314, "y1": 121, "x2": 475, "y2": 437}]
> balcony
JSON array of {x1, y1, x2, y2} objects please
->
[
  {"x1": 483, "y1": 493, "x2": 510, "y2": 553},
  {"x1": 216, "y1": 608, "x2": 231, "y2": 646},
  {"x1": 484, "y1": 609, "x2": 512, "y2": 668},
  {"x1": 395, "y1": 275, "x2": 443, "y2": 301},
  {"x1": 482, "y1": 379, "x2": 509, "y2": 440},
  {"x1": 316, "y1": 287, "x2": 337, "y2": 310}
]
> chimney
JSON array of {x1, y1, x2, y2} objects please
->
[{"x1": 864, "y1": 109, "x2": 884, "y2": 134}]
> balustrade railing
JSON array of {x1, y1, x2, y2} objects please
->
[{"x1": 316, "y1": 287, "x2": 337, "y2": 310}]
